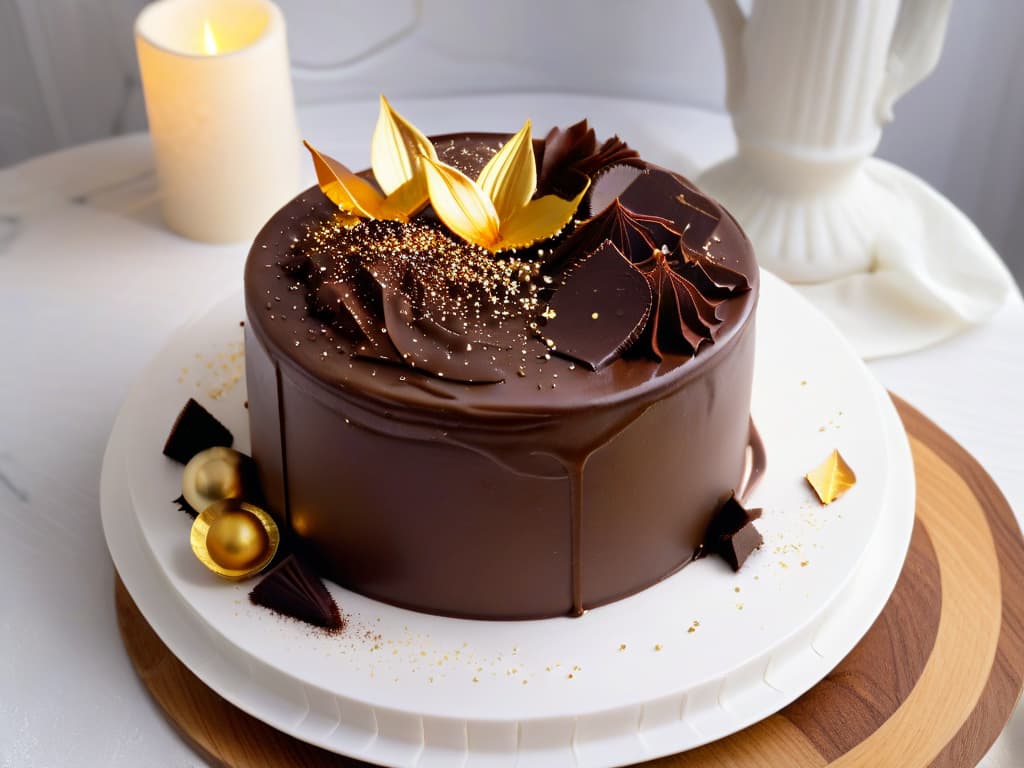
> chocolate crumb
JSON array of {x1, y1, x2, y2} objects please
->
[{"x1": 162, "y1": 398, "x2": 233, "y2": 464}]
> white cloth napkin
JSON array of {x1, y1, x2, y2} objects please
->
[{"x1": 796, "y1": 159, "x2": 1016, "y2": 359}]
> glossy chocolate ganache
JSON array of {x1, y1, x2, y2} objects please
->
[{"x1": 244, "y1": 122, "x2": 761, "y2": 620}]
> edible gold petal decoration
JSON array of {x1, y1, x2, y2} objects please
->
[
  {"x1": 424, "y1": 133, "x2": 588, "y2": 253},
  {"x1": 805, "y1": 449, "x2": 857, "y2": 505},
  {"x1": 181, "y1": 446, "x2": 252, "y2": 515},
  {"x1": 376, "y1": 175, "x2": 428, "y2": 221},
  {"x1": 423, "y1": 156, "x2": 502, "y2": 249},
  {"x1": 304, "y1": 140, "x2": 386, "y2": 219},
  {"x1": 304, "y1": 98, "x2": 435, "y2": 223},
  {"x1": 371, "y1": 94, "x2": 437, "y2": 196},
  {"x1": 477, "y1": 120, "x2": 536, "y2": 222},
  {"x1": 190, "y1": 499, "x2": 280, "y2": 580},
  {"x1": 498, "y1": 182, "x2": 589, "y2": 251}
]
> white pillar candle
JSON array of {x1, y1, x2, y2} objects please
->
[{"x1": 135, "y1": 0, "x2": 300, "y2": 243}]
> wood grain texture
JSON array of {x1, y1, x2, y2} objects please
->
[
  {"x1": 114, "y1": 395, "x2": 1024, "y2": 767},
  {"x1": 780, "y1": 518, "x2": 942, "y2": 761}
]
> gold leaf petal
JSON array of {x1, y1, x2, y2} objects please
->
[
  {"x1": 423, "y1": 157, "x2": 501, "y2": 250},
  {"x1": 303, "y1": 140, "x2": 384, "y2": 218},
  {"x1": 477, "y1": 120, "x2": 537, "y2": 222},
  {"x1": 377, "y1": 175, "x2": 428, "y2": 221},
  {"x1": 495, "y1": 182, "x2": 589, "y2": 251},
  {"x1": 805, "y1": 449, "x2": 857, "y2": 505},
  {"x1": 370, "y1": 95, "x2": 437, "y2": 195}
]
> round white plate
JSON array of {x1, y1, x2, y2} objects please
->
[{"x1": 102, "y1": 271, "x2": 915, "y2": 767}]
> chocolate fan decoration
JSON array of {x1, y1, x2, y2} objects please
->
[
  {"x1": 534, "y1": 119, "x2": 642, "y2": 199},
  {"x1": 544, "y1": 180, "x2": 750, "y2": 365}
]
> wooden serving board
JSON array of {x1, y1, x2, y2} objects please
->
[{"x1": 114, "y1": 396, "x2": 1024, "y2": 767}]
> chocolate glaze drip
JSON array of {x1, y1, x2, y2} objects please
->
[{"x1": 244, "y1": 132, "x2": 760, "y2": 619}]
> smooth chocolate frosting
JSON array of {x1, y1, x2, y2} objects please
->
[{"x1": 244, "y1": 131, "x2": 760, "y2": 619}]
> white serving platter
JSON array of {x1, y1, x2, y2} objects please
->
[{"x1": 101, "y1": 270, "x2": 915, "y2": 767}]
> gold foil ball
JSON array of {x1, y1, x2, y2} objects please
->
[
  {"x1": 190, "y1": 499, "x2": 280, "y2": 580},
  {"x1": 206, "y1": 510, "x2": 269, "y2": 570},
  {"x1": 182, "y1": 446, "x2": 250, "y2": 513}
]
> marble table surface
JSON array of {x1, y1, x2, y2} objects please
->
[{"x1": 1, "y1": 94, "x2": 1021, "y2": 767}]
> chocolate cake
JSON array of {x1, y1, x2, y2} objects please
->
[{"x1": 244, "y1": 106, "x2": 761, "y2": 619}]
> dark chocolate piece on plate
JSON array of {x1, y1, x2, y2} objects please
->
[
  {"x1": 701, "y1": 493, "x2": 763, "y2": 571},
  {"x1": 162, "y1": 398, "x2": 233, "y2": 465},
  {"x1": 720, "y1": 517, "x2": 764, "y2": 571},
  {"x1": 249, "y1": 555, "x2": 343, "y2": 631}
]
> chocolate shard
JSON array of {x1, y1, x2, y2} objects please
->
[
  {"x1": 535, "y1": 119, "x2": 642, "y2": 200},
  {"x1": 162, "y1": 398, "x2": 233, "y2": 465},
  {"x1": 381, "y1": 286, "x2": 508, "y2": 384},
  {"x1": 720, "y1": 518, "x2": 764, "y2": 571},
  {"x1": 249, "y1": 555, "x2": 343, "y2": 631},
  {"x1": 312, "y1": 260, "x2": 402, "y2": 363},
  {"x1": 617, "y1": 167, "x2": 721, "y2": 242},
  {"x1": 545, "y1": 241, "x2": 652, "y2": 371},
  {"x1": 700, "y1": 493, "x2": 763, "y2": 571},
  {"x1": 172, "y1": 494, "x2": 198, "y2": 519}
]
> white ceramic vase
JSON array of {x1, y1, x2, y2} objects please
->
[{"x1": 700, "y1": 0, "x2": 952, "y2": 283}]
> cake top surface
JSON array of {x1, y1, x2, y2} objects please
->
[{"x1": 245, "y1": 101, "x2": 758, "y2": 420}]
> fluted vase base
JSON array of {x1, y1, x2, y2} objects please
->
[{"x1": 699, "y1": 155, "x2": 1014, "y2": 357}]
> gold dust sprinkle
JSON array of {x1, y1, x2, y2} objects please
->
[
  {"x1": 291, "y1": 218, "x2": 544, "y2": 356},
  {"x1": 618, "y1": 644, "x2": 627, "y2": 651},
  {"x1": 654, "y1": 644, "x2": 663, "y2": 652}
]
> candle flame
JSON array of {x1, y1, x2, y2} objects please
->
[{"x1": 202, "y1": 20, "x2": 218, "y2": 55}]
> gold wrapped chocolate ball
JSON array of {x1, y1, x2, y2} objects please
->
[
  {"x1": 207, "y1": 510, "x2": 268, "y2": 570},
  {"x1": 182, "y1": 446, "x2": 252, "y2": 513},
  {"x1": 190, "y1": 498, "x2": 280, "y2": 580}
]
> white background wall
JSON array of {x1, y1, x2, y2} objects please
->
[{"x1": 2, "y1": 0, "x2": 1022, "y2": 284}]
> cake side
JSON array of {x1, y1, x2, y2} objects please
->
[{"x1": 244, "y1": 125, "x2": 760, "y2": 619}]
